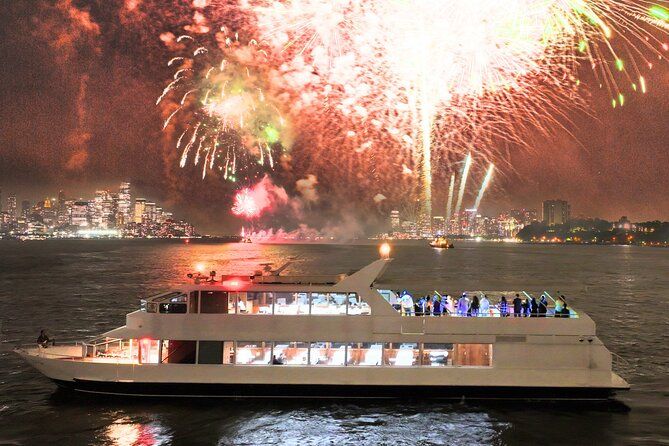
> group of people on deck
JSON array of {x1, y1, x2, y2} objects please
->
[{"x1": 396, "y1": 290, "x2": 574, "y2": 318}]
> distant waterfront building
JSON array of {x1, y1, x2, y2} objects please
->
[
  {"x1": 70, "y1": 201, "x2": 90, "y2": 227},
  {"x1": 6, "y1": 194, "x2": 17, "y2": 220},
  {"x1": 20, "y1": 200, "x2": 30, "y2": 219},
  {"x1": 117, "y1": 182, "x2": 132, "y2": 226},
  {"x1": 145, "y1": 201, "x2": 157, "y2": 223},
  {"x1": 92, "y1": 190, "x2": 114, "y2": 229},
  {"x1": 390, "y1": 210, "x2": 400, "y2": 231},
  {"x1": 134, "y1": 198, "x2": 146, "y2": 224},
  {"x1": 617, "y1": 216, "x2": 632, "y2": 230},
  {"x1": 542, "y1": 200, "x2": 570, "y2": 226}
]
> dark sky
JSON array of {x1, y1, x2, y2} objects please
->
[{"x1": 1, "y1": 0, "x2": 668, "y2": 234}]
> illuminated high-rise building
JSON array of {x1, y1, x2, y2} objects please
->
[
  {"x1": 117, "y1": 182, "x2": 132, "y2": 226},
  {"x1": 431, "y1": 215, "x2": 445, "y2": 235},
  {"x1": 70, "y1": 201, "x2": 90, "y2": 227},
  {"x1": 133, "y1": 198, "x2": 146, "y2": 224},
  {"x1": 6, "y1": 194, "x2": 17, "y2": 220},
  {"x1": 390, "y1": 210, "x2": 400, "y2": 231},
  {"x1": 92, "y1": 190, "x2": 114, "y2": 229},
  {"x1": 542, "y1": 200, "x2": 570, "y2": 226},
  {"x1": 145, "y1": 202, "x2": 157, "y2": 222}
]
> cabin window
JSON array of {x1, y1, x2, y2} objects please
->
[
  {"x1": 189, "y1": 291, "x2": 199, "y2": 313},
  {"x1": 309, "y1": 342, "x2": 347, "y2": 365},
  {"x1": 310, "y1": 292, "x2": 346, "y2": 315},
  {"x1": 200, "y1": 291, "x2": 229, "y2": 313},
  {"x1": 421, "y1": 343, "x2": 453, "y2": 367},
  {"x1": 384, "y1": 343, "x2": 419, "y2": 366},
  {"x1": 274, "y1": 292, "x2": 309, "y2": 315},
  {"x1": 452, "y1": 344, "x2": 492, "y2": 367},
  {"x1": 346, "y1": 342, "x2": 383, "y2": 366},
  {"x1": 161, "y1": 340, "x2": 196, "y2": 364},
  {"x1": 346, "y1": 293, "x2": 370, "y2": 315},
  {"x1": 198, "y1": 341, "x2": 223, "y2": 364},
  {"x1": 223, "y1": 341, "x2": 235, "y2": 364},
  {"x1": 227, "y1": 293, "x2": 238, "y2": 314},
  {"x1": 235, "y1": 341, "x2": 272, "y2": 365},
  {"x1": 139, "y1": 338, "x2": 160, "y2": 364},
  {"x1": 273, "y1": 342, "x2": 309, "y2": 365},
  {"x1": 240, "y1": 292, "x2": 274, "y2": 314}
]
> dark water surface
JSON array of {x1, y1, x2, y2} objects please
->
[{"x1": 0, "y1": 240, "x2": 667, "y2": 445}]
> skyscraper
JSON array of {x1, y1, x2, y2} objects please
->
[
  {"x1": 542, "y1": 200, "x2": 570, "y2": 226},
  {"x1": 390, "y1": 210, "x2": 400, "y2": 231},
  {"x1": 117, "y1": 182, "x2": 132, "y2": 226},
  {"x1": 93, "y1": 190, "x2": 114, "y2": 229},
  {"x1": 134, "y1": 198, "x2": 146, "y2": 224},
  {"x1": 70, "y1": 201, "x2": 90, "y2": 227},
  {"x1": 6, "y1": 194, "x2": 17, "y2": 220}
]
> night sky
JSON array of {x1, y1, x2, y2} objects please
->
[{"x1": 1, "y1": 0, "x2": 668, "y2": 234}]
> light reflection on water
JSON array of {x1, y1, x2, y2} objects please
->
[{"x1": 1, "y1": 240, "x2": 668, "y2": 445}]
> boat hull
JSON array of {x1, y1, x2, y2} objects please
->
[{"x1": 54, "y1": 379, "x2": 619, "y2": 400}]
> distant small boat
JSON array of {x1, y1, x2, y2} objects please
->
[
  {"x1": 429, "y1": 237, "x2": 454, "y2": 249},
  {"x1": 242, "y1": 237, "x2": 252, "y2": 244}
]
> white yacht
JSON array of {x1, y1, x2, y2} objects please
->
[{"x1": 16, "y1": 252, "x2": 629, "y2": 400}]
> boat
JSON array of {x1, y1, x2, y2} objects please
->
[
  {"x1": 15, "y1": 250, "x2": 629, "y2": 400},
  {"x1": 429, "y1": 236, "x2": 454, "y2": 249}
]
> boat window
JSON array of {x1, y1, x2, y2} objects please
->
[
  {"x1": 384, "y1": 343, "x2": 419, "y2": 366},
  {"x1": 227, "y1": 293, "x2": 238, "y2": 314},
  {"x1": 223, "y1": 341, "x2": 235, "y2": 364},
  {"x1": 139, "y1": 338, "x2": 160, "y2": 364},
  {"x1": 239, "y1": 292, "x2": 274, "y2": 314},
  {"x1": 309, "y1": 342, "x2": 347, "y2": 365},
  {"x1": 452, "y1": 344, "x2": 492, "y2": 367},
  {"x1": 235, "y1": 341, "x2": 272, "y2": 365},
  {"x1": 198, "y1": 341, "x2": 223, "y2": 364},
  {"x1": 200, "y1": 291, "x2": 229, "y2": 314},
  {"x1": 421, "y1": 343, "x2": 453, "y2": 366},
  {"x1": 273, "y1": 342, "x2": 309, "y2": 365},
  {"x1": 161, "y1": 340, "x2": 196, "y2": 364},
  {"x1": 274, "y1": 292, "x2": 309, "y2": 315},
  {"x1": 347, "y1": 342, "x2": 383, "y2": 366},
  {"x1": 310, "y1": 292, "x2": 346, "y2": 315},
  {"x1": 346, "y1": 293, "x2": 370, "y2": 315},
  {"x1": 189, "y1": 291, "x2": 199, "y2": 313}
]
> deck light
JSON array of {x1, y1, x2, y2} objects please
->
[
  {"x1": 195, "y1": 262, "x2": 205, "y2": 273},
  {"x1": 379, "y1": 242, "x2": 391, "y2": 259}
]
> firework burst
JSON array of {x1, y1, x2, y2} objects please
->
[
  {"x1": 158, "y1": 28, "x2": 289, "y2": 181},
  {"x1": 244, "y1": 0, "x2": 669, "y2": 213}
]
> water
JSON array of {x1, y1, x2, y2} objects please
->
[{"x1": 0, "y1": 240, "x2": 667, "y2": 445}]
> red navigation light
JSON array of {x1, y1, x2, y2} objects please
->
[{"x1": 222, "y1": 278, "x2": 246, "y2": 290}]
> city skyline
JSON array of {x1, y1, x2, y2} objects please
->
[{"x1": 0, "y1": 182, "x2": 196, "y2": 239}]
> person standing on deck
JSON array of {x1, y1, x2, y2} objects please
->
[
  {"x1": 444, "y1": 295, "x2": 455, "y2": 315},
  {"x1": 479, "y1": 294, "x2": 490, "y2": 317},
  {"x1": 469, "y1": 295, "x2": 480, "y2": 317},
  {"x1": 538, "y1": 295, "x2": 548, "y2": 317},
  {"x1": 457, "y1": 293, "x2": 469, "y2": 317},
  {"x1": 400, "y1": 291, "x2": 414, "y2": 316},
  {"x1": 499, "y1": 296, "x2": 509, "y2": 317},
  {"x1": 512, "y1": 294, "x2": 522, "y2": 317},
  {"x1": 432, "y1": 294, "x2": 442, "y2": 317},
  {"x1": 530, "y1": 296, "x2": 539, "y2": 317}
]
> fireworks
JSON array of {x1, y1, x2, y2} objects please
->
[
  {"x1": 473, "y1": 164, "x2": 495, "y2": 211},
  {"x1": 245, "y1": 0, "x2": 669, "y2": 213},
  {"x1": 155, "y1": 1, "x2": 669, "y2": 222},
  {"x1": 158, "y1": 29, "x2": 288, "y2": 181},
  {"x1": 231, "y1": 188, "x2": 260, "y2": 218}
]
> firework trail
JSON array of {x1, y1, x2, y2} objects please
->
[
  {"x1": 158, "y1": 28, "x2": 289, "y2": 182},
  {"x1": 445, "y1": 173, "x2": 456, "y2": 224},
  {"x1": 473, "y1": 164, "x2": 495, "y2": 210},
  {"x1": 243, "y1": 0, "x2": 669, "y2": 213},
  {"x1": 454, "y1": 153, "x2": 473, "y2": 218}
]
